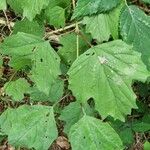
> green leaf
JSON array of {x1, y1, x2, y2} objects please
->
[
  {"x1": 29, "y1": 42, "x2": 61, "y2": 96},
  {"x1": 45, "y1": 6, "x2": 65, "y2": 28},
  {"x1": 4, "y1": 79, "x2": 30, "y2": 101},
  {"x1": 72, "y1": 0, "x2": 121, "y2": 19},
  {"x1": 13, "y1": 18, "x2": 44, "y2": 37},
  {"x1": 7, "y1": 0, "x2": 23, "y2": 14},
  {"x1": 29, "y1": 78, "x2": 64, "y2": 103},
  {"x1": 110, "y1": 119, "x2": 134, "y2": 145},
  {"x1": 144, "y1": 141, "x2": 150, "y2": 150},
  {"x1": 120, "y1": 5, "x2": 150, "y2": 70},
  {"x1": 0, "y1": 33, "x2": 44, "y2": 70},
  {"x1": 1, "y1": 32, "x2": 44, "y2": 56},
  {"x1": 0, "y1": 0, "x2": 6, "y2": 10},
  {"x1": 132, "y1": 114, "x2": 150, "y2": 132},
  {"x1": 83, "y1": 2, "x2": 124, "y2": 42},
  {"x1": 68, "y1": 40, "x2": 149, "y2": 120},
  {"x1": 0, "y1": 105, "x2": 58, "y2": 150},
  {"x1": 140, "y1": 0, "x2": 150, "y2": 4},
  {"x1": 58, "y1": 32, "x2": 90, "y2": 65},
  {"x1": 7, "y1": 0, "x2": 51, "y2": 20},
  {"x1": 48, "y1": 0, "x2": 71, "y2": 8},
  {"x1": 59, "y1": 101, "x2": 94, "y2": 134},
  {"x1": 1, "y1": 33, "x2": 62, "y2": 98},
  {"x1": 69, "y1": 115, "x2": 123, "y2": 150}
]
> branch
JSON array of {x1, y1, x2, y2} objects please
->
[
  {"x1": 44, "y1": 21, "x2": 82, "y2": 39},
  {"x1": 72, "y1": 0, "x2": 80, "y2": 58},
  {"x1": 0, "y1": 17, "x2": 15, "y2": 27}
]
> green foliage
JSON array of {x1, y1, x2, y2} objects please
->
[
  {"x1": 69, "y1": 115, "x2": 123, "y2": 150},
  {"x1": 58, "y1": 32, "x2": 90, "y2": 65},
  {"x1": 0, "y1": 105, "x2": 57, "y2": 150},
  {"x1": 7, "y1": 0, "x2": 51, "y2": 20},
  {"x1": 83, "y1": 2, "x2": 124, "y2": 42},
  {"x1": 29, "y1": 78, "x2": 64, "y2": 102},
  {"x1": 13, "y1": 19, "x2": 45, "y2": 37},
  {"x1": 120, "y1": 5, "x2": 150, "y2": 70},
  {"x1": 0, "y1": 0, "x2": 6, "y2": 10},
  {"x1": 59, "y1": 101, "x2": 94, "y2": 133},
  {"x1": 140, "y1": 0, "x2": 150, "y2": 4},
  {"x1": 1, "y1": 32, "x2": 62, "y2": 98},
  {"x1": 72, "y1": 0, "x2": 121, "y2": 19},
  {"x1": 144, "y1": 141, "x2": 150, "y2": 150},
  {"x1": 0, "y1": 0, "x2": 150, "y2": 149},
  {"x1": 68, "y1": 40, "x2": 149, "y2": 120},
  {"x1": 132, "y1": 114, "x2": 150, "y2": 132},
  {"x1": 4, "y1": 78, "x2": 30, "y2": 101},
  {"x1": 44, "y1": 6, "x2": 65, "y2": 28},
  {"x1": 48, "y1": 0, "x2": 71, "y2": 8}
]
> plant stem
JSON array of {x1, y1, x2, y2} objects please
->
[
  {"x1": 44, "y1": 21, "x2": 82, "y2": 39},
  {"x1": 3, "y1": 10, "x2": 12, "y2": 33},
  {"x1": 53, "y1": 93, "x2": 69, "y2": 108},
  {"x1": 77, "y1": 30, "x2": 92, "y2": 48},
  {"x1": 72, "y1": 0, "x2": 80, "y2": 58}
]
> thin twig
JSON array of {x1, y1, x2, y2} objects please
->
[
  {"x1": 139, "y1": 6, "x2": 150, "y2": 13},
  {"x1": 3, "y1": 10, "x2": 12, "y2": 33},
  {"x1": 3, "y1": 71, "x2": 18, "y2": 91},
  {"x1": 53, "y1": 93, "x2": 70, "y2": 108},
  {"x1": 44, "y1": 21, "x2": 82, "y2": 39},
  {"x1": 72, "y1": 0, "x2": 80, "y2": 58},
  {"x1": 77, "y1": 31, "x2": 92, "y2": 48}
]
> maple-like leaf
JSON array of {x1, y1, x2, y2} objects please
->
[{"x1": 68, "y1": 40, "x2": 149, "y2": 120}]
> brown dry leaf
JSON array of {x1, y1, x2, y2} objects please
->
[{"x1": 56, "y1": 136, "x2": 70, "y2": 150}]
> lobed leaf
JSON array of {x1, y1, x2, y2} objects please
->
[
  {"x1": 72, "y1": 0, "x2": 121, "y2": 19},
  {"x1": 120, "y1": 5, "x2": 150, "y2": 70},
  {"x1": 0, "y1": 105, "x2": 58, "y2": 150},
  {"x1": 83, "y1": 2, "x2": 124, "y2": 42},
  {"x1": 68, "y1": 40, "x2": 149, "y2": 120},
  {"x1": 69, "y1": 115, "x2": 123, "y2": 150},
  {"x1": 0, "y1": 33, "x2": 63, "y2": 100},
  {"x1": 59, "y1": 101, "x2": 94, "y2": 134}
]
